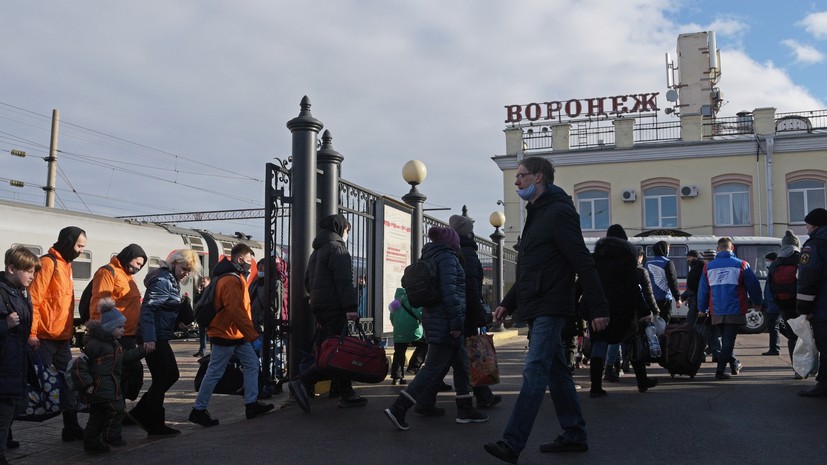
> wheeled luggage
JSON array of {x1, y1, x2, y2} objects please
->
[{"x1": 659, "y1": 323, "x2": 705, "y2": 379}]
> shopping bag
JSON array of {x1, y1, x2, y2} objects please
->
[
  {"x1": 317, "y1": 324, "x2": 388, "y2": 384},
  {"x1": 17, "y1": 353, "x2": 62, "y2": 422},
  {"x1": 466, "y1": 333, "x2": 500, "y2": 387},
  {"x1": 788, "y1": 315, "x2": 819, "y2": 378}
]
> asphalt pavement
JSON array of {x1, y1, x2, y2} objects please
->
[{"x1": 7, "y1": 330, "x2": 827, "y2": 465}]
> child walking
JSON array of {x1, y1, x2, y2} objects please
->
[
  {"x1": 388, "y1": 287, "x2": 427, "y2": 385},
  {"x1": 72, "y1": 298, "x2": 145, "y2": 453}
]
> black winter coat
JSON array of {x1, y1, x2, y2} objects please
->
[
  {"x1": 501, "y1": 185, "x2": 609, "y2": 321},
  {"x1": 590, "y1": 237, "x2": 649, "y2": 343},
  {"x1": 305, "y1": 216, "x2": 357, "y2": 322},
  {"x1": 459, "y1": 236, "x2": 487, "y2": 335},
  {"x1": 420, "y1": 242, "x2": 466, "y2": 346},
  {"x1": 0, "y1": 272, "x2": 32, "y2": 399},
  {"x1": 74, "y1": 321, "x2": 145, "y2": 404}
]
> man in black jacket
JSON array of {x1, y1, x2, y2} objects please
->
[
  {"x1": 484, "y1": 157, "x2": 610, "y2": 464},
  {"x1": 289, "y1": 214, "x2": 366, "y2": 412},
  {"x1": 682, "y1": 250, "x2": 704, "y2": 327}
]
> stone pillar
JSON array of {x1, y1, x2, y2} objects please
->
[
  {"x1": 613, "y1": 118, "x2": 635, "y2": 149},
  {"x1": 680, "y1": 113, "x2": 704, "y2": 142},
  {"x1": 753, "y1": 107, "x2": 777, "y2": 136},
  {"x1": 552, "y1": 124, "x2": 571, "y2": 151}
]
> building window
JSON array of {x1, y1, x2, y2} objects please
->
[
  {"x1": 788, "y1": 180, "x2": 826, "y2": 223},
  {"x1": 644, "y1": 186, "x2": 677, "y2": 228},
  {"x1": 577, "y1": 190, "x2": 610, "y2": 231},
  {"x1": 714, "y1": 183, "x2": 751, "y2": 225}
]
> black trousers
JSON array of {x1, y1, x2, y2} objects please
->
[
  {"x1": 301, "y1": 314, "x2": 355, "y2": 398},
  {"x1": 134, "y1": 339, "x2": 178, "y2": 425},
  {"x1": 391, "y1": 339, "x2": 428, "y2": 379},
  {"x1": 85, "y1": 399, "x2": 125, "y2": 445}
]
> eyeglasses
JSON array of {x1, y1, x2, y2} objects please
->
[{"x1": 515, "y1": 172, "x2": 536, "y2": 180}]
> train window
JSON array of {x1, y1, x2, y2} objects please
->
[
  {"x1": 189, "y1": 237, "x2": 205, "y2": 252},
  {"x1": 71, "y1": 251, "x2": 93, "y2": 280},
  {"x1": 11, "y1": 244, "x2": 42, "y2": 256},
  {"x1": 221, "y1": 241, "x2": 233, "y2": 256},
  {"x1": 147, "y1": 257, "x2": 162, "y2": 274}
]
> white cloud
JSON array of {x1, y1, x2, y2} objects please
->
[
  {"x1": 707, "y1": 17, "x2": 749, "y2": 38},
  {"x1": 781, "y1": 39, "x2": 826, "y2": 64},
  {"x1": 800, "y1": 11, "x2": 827, "y2": 39}
]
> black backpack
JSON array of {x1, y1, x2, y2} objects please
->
[
  {"x1": 194, "y1": 273, "x2": 242, "y2": 328},
  {"x1": 401, "y1": 257, "x2": 441, "y2": 308},
  {"x1": 78, "y1": 265, "x2": 115, "y2": 323}
]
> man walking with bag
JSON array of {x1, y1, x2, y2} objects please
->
[
  {"x1": 289, "y1": 214, "x2": 367, "y2": 412},
  {"x1": 796, "y1": 208, "x2": 827, "y2": 397},
  {"x1": 484, "y1": 157, "x2": 609, "y2": 463}
]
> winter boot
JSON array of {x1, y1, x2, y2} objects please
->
[
  {"x1": 633, "y1": 361, "x2": 657, "y2": 393},
  {"x1": 589, "y1": 359, "x2": 607, "y2": 398},
  {"x1": 127, "y1": 401, "x2": 151, "y2": 432},
  {"x1": 455, "y1": 395, "x2": 488, "y2": 424},
  {"x1": 384, "y1": 391, "x2": 415, "y2": 431},
  {"x1": 61, "y1": 410, "x2": 85, "y2": 442},
  {"x1": 147, "y1": 407, "x2": 181, "y2": 437},
  {"x1": 603, "y1": 364, "x2": 620, "y2": 382}
]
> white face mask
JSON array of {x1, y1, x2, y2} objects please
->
[
  {"x1": 342, "y1": 231, "x2": 349, "y2": 243},
  {"x1": 765, "y1": 261, "x2": 772, "y2": 268}
]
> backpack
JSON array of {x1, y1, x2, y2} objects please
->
[
  {"x1": 77, "y1": 265, "x2": 115, "y2": 323},
  {"x1": 194, "y1": 273, "x2": 243, "y2": 328},
  {"x1": 401, "y1": 257, "x2": 441, "y2": 308},
  {"x1": 65, "y1": 354, "x2": 89, "y2": 392},
  {"x1": 769, "y1": 262, "x2": 797, "y2": 305}
]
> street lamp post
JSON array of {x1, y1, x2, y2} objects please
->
[
  {"x1": 489, "y1": 211, "x2": 506, "y2": 332},
  {"x1": 402, "y1": 160, "x2": 427, "y2": 261}
]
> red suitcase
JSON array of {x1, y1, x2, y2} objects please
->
[{"x1": 317, "y1": 326, "x2": 388, "y2": 384}]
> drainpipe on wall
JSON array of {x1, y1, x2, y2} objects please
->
[{"x1": 765, "y1": 135, "x2": 774, "y2": 237}]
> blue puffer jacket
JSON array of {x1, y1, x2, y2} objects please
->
[
  {"x1": 697, "y1": 251, "x2": 763, "y2": 316},
  {"x1": 138, "y1": 266, "x2": 182, "y2": 343},
  {"x1": 0, "y1": 272, "x2": 33, "y2": 399},
  {"x1": 420, "y1": 242, "x2": 466, "y2": 346}
]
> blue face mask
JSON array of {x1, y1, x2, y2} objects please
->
[
  {"x1": 516, "y1": 184, "x2": 537, "y2": 201},
  {"x1": 258, "y1": 271, "x2": 265, "y2": 278}
]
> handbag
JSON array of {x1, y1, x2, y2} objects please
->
[
  {"x1": 466, "y1": 333, "x2": 500, "y2": 387},
  {"x1": 316, "y1": 323, "x2": 388, "y2": 384},
  {"x1": 17, "y1": 353, "x2": 62, "y2": 422}
]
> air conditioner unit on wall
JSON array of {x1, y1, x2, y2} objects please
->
[
  {"x1": 680, "y1": 185, "x2": 699, "y2": 197},
  {"x1": 621, "y1": 189, "x2": 637, "y2": 202}
]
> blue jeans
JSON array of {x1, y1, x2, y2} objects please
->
[
  {"x1": 503, "y1": 315, "x2": 587, "y2": 453},
  {"x1": 715, "y1": 324, "x2": 739, "y2": 373},
  {"x1": 195, "y1": 342, "x2": 260, "y2": 408},
  {"x1": 405, "y1": 341, "x2": 471, "y2": 406},
  {"x1": 766, "y1": 312, "x2": 782, "y2": 352}
]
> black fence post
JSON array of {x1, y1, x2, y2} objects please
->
[
  {"x1": 286, "y1": 96, "x2": 323, "y2": 377},
  {"x1": 317, "y1": 129, "x2": 343, "y2": 219}
]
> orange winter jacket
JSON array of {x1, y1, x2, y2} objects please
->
[
  {"x1": 29, "y1": 248, "x2": 75, "y2": 341},
  {"x1": 90, "y1": 257, "x2": 142, "y2": 337},
  {"x1": 208, "y1": 272, "x2": 259, "y2": 344}
]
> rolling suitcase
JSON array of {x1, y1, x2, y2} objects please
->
[{"x1": 659, "y1": 323, "x2": 705, "y2": 379}]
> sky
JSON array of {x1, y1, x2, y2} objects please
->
[{"x1": 2, "y1": 0, "x2": 826, "y2": 241}]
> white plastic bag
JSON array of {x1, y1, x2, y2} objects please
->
[{"x1": 787, "y1": 315, "x2": 819, "y2": 378}]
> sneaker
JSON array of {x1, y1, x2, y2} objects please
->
[
  {"x1": 338, "y1": 395, "x2": 368, "y2": 408},
  {"x1": 188, "y1": 408, "x2": 219, "y2": 427},
  {"x1": 391, "y1": 379, "x2": 407, "y2": 386},
  {"x1": 192, "y1": 351, "x2": 204, "y2": 357},
  {"x1": 761, "y1": 350, "x2": 780, "y2": 356},
  {"x1": 638, "y1": 377, "x2": 658, "y2": 393},
  {"x1": 715, "y1": 371, "x2": 731, "y2": 380},
  {"x1": 246, "y1": 401, "x2": 275, "y2": 419},
  {"x1": 539, "y1": 435, "x2": 589, "y2": 453},
  {"x1": 289, "y1": 380, "x2": 311, "y2": 412},
  {"x1": 439, "y1": 381, "x2": 453, "y2": 392},
  {"x1": 731, "y1": 360, "x2": 742, "y2": 375},
  {"x1": 456, "y1": 408, "x2": 488, "y2": 424},
  {"x1": 484, "y1": 440, "x2": 519, "y2": 464},
  {"x1": 477, "y1": 395, "x2": 502, "y2": 409},
  {"x1": 794, "y1": 373, "x2": 805, "y2": 380},
  {"x1": 384, "y1": 407, "x2": 410, "y2": 431},
  {"x1": 415, "y1": 405, "x2": 446, "y2": 417}
]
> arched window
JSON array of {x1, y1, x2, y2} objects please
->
[
  {"x1": 714, "y1": 183, "x2": 751, "y2": 225},
  {"x1": 788, "y1": 179, "x2": 826, "y2": 223},
  {"x1": 643, "y1": 186, "x2": 677, "y2": 228},
  {"x1": 577, "y1": 190, "x2": 610, "y2": 231}
]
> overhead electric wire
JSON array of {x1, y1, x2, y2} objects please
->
[{"x1": 56, "y1": 164, "x2": 92, "y2": 214}]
